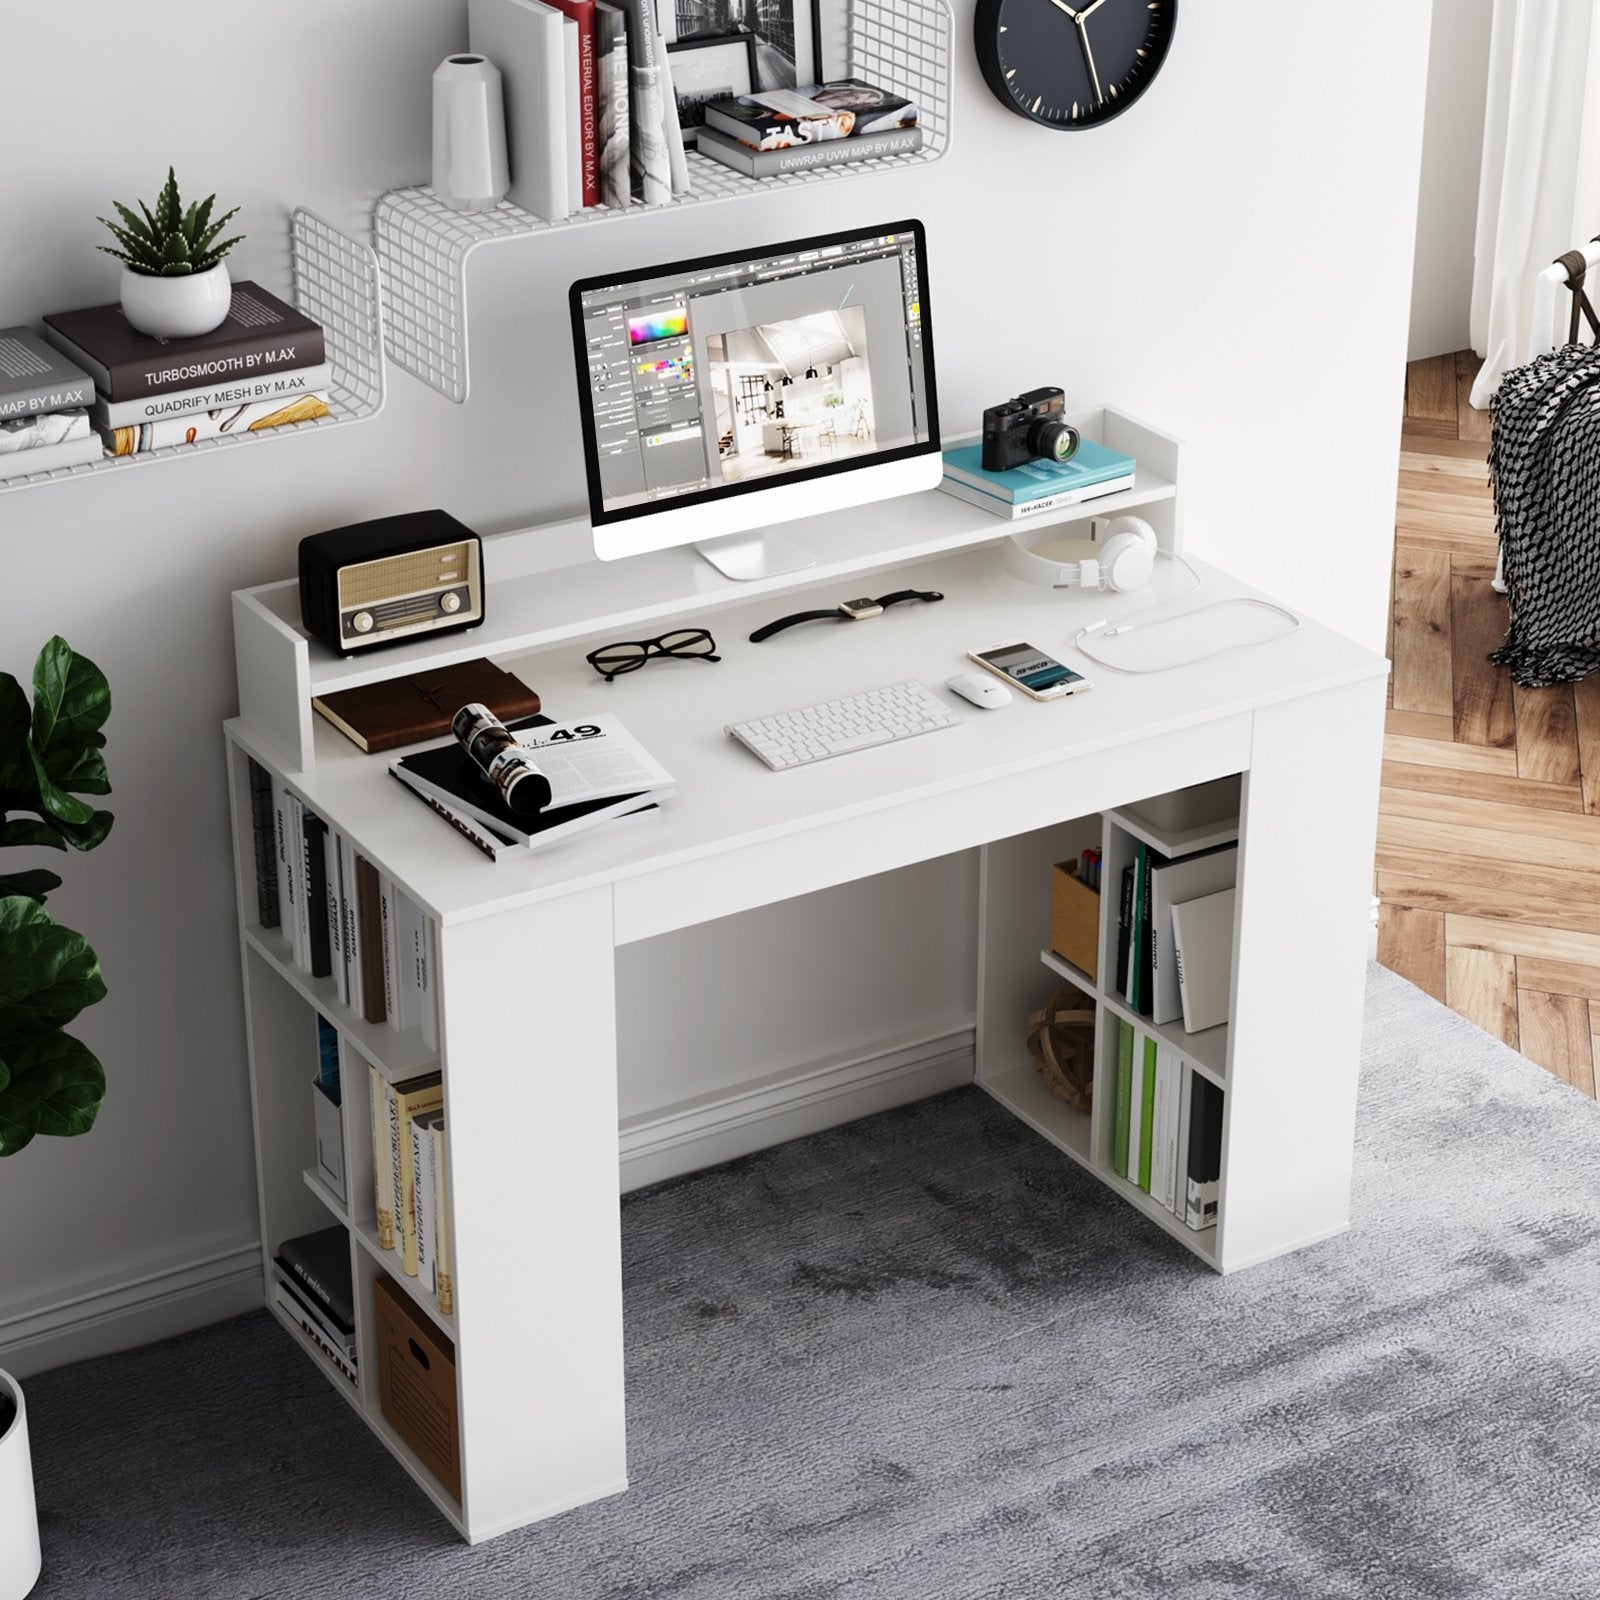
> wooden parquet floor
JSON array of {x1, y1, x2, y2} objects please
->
[{"x1": 1378, "y1": 350, "x2": 1600, "y2": 1096}]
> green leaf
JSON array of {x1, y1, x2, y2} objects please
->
[
  {"x1": 47, "y1": 809, "x2": 113, "y2": 854},
  {"x1": 0, "y1": 1070, "x2": 38, "y2": 1157},
  {"x1": 0, "y1": 871, "x2": 61, "y2": 902},
  {"x1": 31, "y1": 638, "x2": 110, "y2": 755},
  {"x1": 53, "y1": 745, "x2": 109, "y2": 796},
  {"x1": 139, "y1": 198, "x2": 160, "y2": 236},
  {"x1": 156, "y1": 167, "x2": 182, "y2": 234},
  {"x1": 4, "y1": 1032, "x2": 105, "y2": 1141},
  {"x1": 0, "y1": 819, "x2": 66, "y2": 852},
  {"x1": 0, "y1": 674, "x2": 31, "y2": 789},
  {"x1": 111, "y1": 202, "x2": 155, "y2": 246},
  {"x1": 0, "y1": 896, "x2": 105, "y2": 1044},
  {"x1": 28, "y1": 749, "x2": 93, "y2": 827}
]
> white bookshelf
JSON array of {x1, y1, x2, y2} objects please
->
[
  {"x1": 375, "y1": 0, "x2": 952, "y2": 401},
  {"x1": 0, "y1": 210, "x2": 385, "y2": 494}
]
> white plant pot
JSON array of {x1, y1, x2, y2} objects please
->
[
  {"x1": 0, "y1": 1370, "x2": 40, "y2": 1600},
  {"x1": 119, "y1": 260, "x2": 232, "y2": 339}
]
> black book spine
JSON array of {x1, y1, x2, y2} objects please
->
[
  {"x1": 246, "y1": 758, "x2": 279, "y2": 929},
  {"x1": 1139, "y1": 853, "x2": 1156, "y2": 1016},
  {"x1": 1185, "y1": 1078, "x2": 1225, "y2": 1227},
  {"x1": 1115, "y1": 862, "x2": 1134, "y2": 995},
  {"x1": 275, "y1": 1252, "x2": 355, "y2": 1333},
  {"x1": 302, "y1": 812, "x2": 332, "y2": 978}
]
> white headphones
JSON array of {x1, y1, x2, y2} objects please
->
[{"x1": 1003, "y1": 515, "x2": 1159, "y2": 594}]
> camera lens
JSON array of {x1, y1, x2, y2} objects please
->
[{"x1": 1029, "y1": 419, "x2": 1080, "y2": 463}]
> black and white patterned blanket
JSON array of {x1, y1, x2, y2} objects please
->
[{"x1": 1489, "y1": 342, "x2": 1600, "y2": 686}]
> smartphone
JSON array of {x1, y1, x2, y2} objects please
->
[{"x1": 969, "y1": 643, "x2": 1092, "y2": 701}]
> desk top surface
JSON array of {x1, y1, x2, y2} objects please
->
[{"x1": 228, "y1": 548, "x2": 1386, "y2": 925}]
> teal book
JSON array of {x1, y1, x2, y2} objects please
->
[
  {"x1": 941, "y1": 437, "x2": 1136, "y2": 503},
  {"x1": 1138, "y1": 1035, "x2": 1158, "y2": 1191},
  {"x1": 1113, "y1": 1019, "x2": 1134, "y2": 1178}
]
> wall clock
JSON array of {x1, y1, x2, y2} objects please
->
[{"x1": 974, "y1": 0, "x2": 1177, "y2": 129}]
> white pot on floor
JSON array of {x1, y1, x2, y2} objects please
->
[
  {"x1": 0, "y1": 1369, "x2": 41, "y2": 1599},
  {"x1": 119, "y1": 260, "x2": 232, "y2": 339}
]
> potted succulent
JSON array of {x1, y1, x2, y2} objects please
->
[
  {"x1": 97, "y1": 168, "x2": 243, "y2": 339},
  {"x1": 0, "y1": 637, "x2": 114, "y2": 1600}
]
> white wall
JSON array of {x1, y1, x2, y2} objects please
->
[
  {"x1": 0, "y1": 0, "x2": 1431, "y2": 1371},
  {"x1": 1410, "y1": 0, "x2": 1494, "y2": 361}
]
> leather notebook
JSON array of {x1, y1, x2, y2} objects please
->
[{"x1": 312, "y1": 658, "x2": 541, "y2": 753}]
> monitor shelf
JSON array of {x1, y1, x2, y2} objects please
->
[
  {"x1": 375, "y1": 0, "x2": 952, "y2": 403},
  {"x1": 0, "y1": 210, "x2": 385, "y2": 494}
]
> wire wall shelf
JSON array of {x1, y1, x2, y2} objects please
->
[
  {"x1": 1, "y1": 208, "x2": 385, "y2": 494},
  {"x1": 375, "y1": 0, "x2": 953, "y2": 403}
]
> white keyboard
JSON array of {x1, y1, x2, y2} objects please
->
[{"x1": 727, "y1": 680, "x2": 962, "y2": 770}]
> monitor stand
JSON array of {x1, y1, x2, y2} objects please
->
[{"x1": 694, "y1": 529, "x2": 818, "y2": 582}]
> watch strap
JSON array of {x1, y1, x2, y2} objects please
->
[{"x1": 748, "y1": 588, "x2": 945, "y2": 643}]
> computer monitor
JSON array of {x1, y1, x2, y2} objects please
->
[{"x1": 569, "y1": 219, "x2": 940, "y2": 580}]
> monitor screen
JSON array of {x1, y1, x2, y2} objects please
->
[{"x1": 570, "y1": 221, "x2": 938, "y2": 528}]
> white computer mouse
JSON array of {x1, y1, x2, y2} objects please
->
[{"x1": 945, "y1": 672, "x2": 1012, "y2": 710}]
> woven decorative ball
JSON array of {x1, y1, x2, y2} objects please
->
[{"x1": 1026, "y1": 982, "x2": 1095, "y2": 1113}]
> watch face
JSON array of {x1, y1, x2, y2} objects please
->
[
  {"x1": 974, "y1": 0, "x2": 1177, "y2": 130},
  {"x1": 840, "y1": 598, "x2": 882, "y2": 618}
]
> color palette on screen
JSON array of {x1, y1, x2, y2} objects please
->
[{"x1": 628, "y1": 307, "x2": 689, "y2": 345}]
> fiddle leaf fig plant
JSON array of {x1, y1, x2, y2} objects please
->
[{"x1": 0, "y1": 638, "x2": 113, "y2": 1156}]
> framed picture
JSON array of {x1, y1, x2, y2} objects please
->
[
  {"x1": 670, "y1": 0, "x2": 819, "y2": 94},
  {"x1": 667, "y1": 34, "x2": 760, "y2": 145}
]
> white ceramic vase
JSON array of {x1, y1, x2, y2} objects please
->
[
  {"x1": 433, "y1": 54, "x2": 510, "y2": 213},
  {"x1": 0, "y1": 1370, "x2": 40, "y2": 1600},
  {"x1": 119, "y1": 260, "x2": 232, "y2": 339}
]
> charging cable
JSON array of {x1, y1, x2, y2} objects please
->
[{"x1": 1074, "y1": 553, "x2": 1301, "y2": 673}]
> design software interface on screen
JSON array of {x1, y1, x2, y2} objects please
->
[{"x1": 576, "y1": 228, "x2": 932, "y2": 518}]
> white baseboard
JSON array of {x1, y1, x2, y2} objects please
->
[
  {"x1": 1, "y1": 1027, "x2": 978, "y2": 1375},
  {"x1": 619, "y1": 1023, "x2": 976, "y2": 1192},
  {"x1": 0, "y1": 1242, "x2": 264, "y2": 1380}
]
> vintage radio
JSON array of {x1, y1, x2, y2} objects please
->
[{"x1": 298, "y1": 510, "x2": 484, "y2": 655}]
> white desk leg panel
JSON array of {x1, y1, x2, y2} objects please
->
[
  {"x1": 437, "y1": 885, "x2": 628, "y2": 1541},
  {"x1": 1220, "y1": 678, "x2": 1386, "y2": 1273}
]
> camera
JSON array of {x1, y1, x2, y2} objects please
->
[
  {"x1": 981, "y1": 387, "x2": 1080, "y2": 473},
  {"x1": 451, "y1": 703, "x2": 553, "y2": 815}
]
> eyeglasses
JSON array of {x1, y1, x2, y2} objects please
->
[{"x1": 584, "y1": 628, "x2": 721, "y2": 682}]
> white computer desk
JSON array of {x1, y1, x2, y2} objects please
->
[{"x1": 227, "y1": 512, "x2": 1386, "y2": 1542}]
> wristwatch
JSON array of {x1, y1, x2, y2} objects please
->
[{"x1": 749, "y1": 589, "x2": 944, "y2": 643}]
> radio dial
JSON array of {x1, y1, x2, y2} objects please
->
[
  {"x1": 440, "y1": 591, "x2": 462, "y2": 614},
  {"x1": 351, "y1": 611, "x2": 375, "y2": 634}
]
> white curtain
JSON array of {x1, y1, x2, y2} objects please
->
[{"x1": 1469, "y1": 0, "x2": 1600, "y2": 405}]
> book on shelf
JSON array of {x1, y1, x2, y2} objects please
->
[
  {"x1": 278, "y1": 1224, "x2": 356, "y2": 1331},
  {"x1": 302, "y1": 809, "x2": 333, "y2": 980},
  {"x1": 419, "y1": 912, "x2": 440, "y2": 1054},
  {"x1": 315, "y1": 1014, "x2": 341, "y2": 1100},
  {"x1": 354, "y1": 855, "x2": 386, "y2": 1025},
  {"x1": 245, "y1": 757, "x2": 279, "y2": 929},
  {"x1": 1148, "y1": 845, "x2": 1237, "y2": 1027},
  {"x1": 1127, "y1": 842, "x2": 1148, "y2": 1014},
  {"x1": 701, "y1": 78, "x2": 919, "y2": 149},
  {"x1": 936, "y1": 473, "x2": 1136, "y2": 522},
  {"x1": 0, "y1": 409, "x2": 91, "y2": 455},
  {"x1": 940, "y1": 438, "x2": 1137, "y2": 507},
  {"x1": 1137, "y1": 1033, "x2": 1158, "y2": 1192},
  {"x1": 43, "y1": 281, "x2": 326, "y2": 403},
  {"x1": 274, "y1": 1281, "x2": 358, "y2": 1385},
  {"x1": 392, "y1": 1071, "x2": 444, "y2": 1277},
  {"x1": 99, "y1": 393, "x2": 330, "y2": 456},
  {"x1": 694, "y1": 123, "x2": 922, "y2": 179},
  {"x1": 620, "y1": 0, "x2": 672, "y2": 203},
  {"x1": 1171, "y1": 887, "x2": 1236, "y2": 1034},
  {"x1": 323, "y1": 824, "x2": 347, "y2": 1006},
  {"x1": 1184, "y1": 1075, "x2": 1224, "y2": 1231},
  {"x1": 546, "y1": 0, "x2": 600, "y2": 207},
  {"x1": 412, "y1": 1107, "x2": 444, "y2": 1294},
  {"x1": 310, "y1": 657, "x2": 542, "y2": 754},
  {"x1": 469, "y1": 0, "x2": 572, "y2": 222},
  {"x1": 1113, "y1": 1017, "x2": 1134, "y2": 1178},
  {"x1": 274, "y1": 1260, "x2": 355, "y2": 1360},
  {"x1": 378, "y1": 872, "x2": 400, "y2": 1031},
  {"x1": 562, "y1": 17, "x2": 583, "y2": 208},
  {"x1": 370, "y1": 1064, "x2": 397, "y2": 1251},
  {"x1": 0, "y1": 434, "x2": 104, "y2": 480},
  {"x1": 0, "y1": 327, "x2": 95, "y2": 420},
  {"x1": 285, "y1": 793, "x2": 310, "y2": 969},
  {"x1": 431, "y1": 1116, "x2": 454, "y2": 1316},
  {"x1": 392, "y1": 888, "x2": 426, "y2": 1036},
  {"x1": 337, "y1": 834, "x2": 359, "y2": 1013},
  {"x1": 90, "y1": 361, "x2": 332, "y2": 429},
  {"x1": 1151, "y1": 1043, "x2": 1181, "y2": 1214},
  {"x1": 595, "y1": 1, "x2": 632, "y2": 208}
]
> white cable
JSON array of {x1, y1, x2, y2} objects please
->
[{"x1": 1073, "y1": 554, "x2": 1301, "y2": 673}]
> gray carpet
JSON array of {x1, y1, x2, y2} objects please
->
[{"x1": 23, "y1": 965, "x2": 1600, "y2": 1598}]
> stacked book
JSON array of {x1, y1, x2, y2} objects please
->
[
  {"x1": 0, "y1": 327, "x2": 103, "y2": 480},
  {"x1": 389, "y1": 711, "x2": 675, "y2": 861},
  {"x1": 371, "y1": 1068, "x2": 453, "y2": 1313},
  {"x1": 42, "y1": 281, "x2": 330, "y2": 459},
  {"x1": 694, "y1": 78, "x2": 922, "y2": 178},
  {"x1": 1111, "y1": 1020, "x2": 1224, "y2": 1232},
  {"x1": 244, "y1": 756, "x2": 442, "y2": 1050},
  {"x1": 469, "y1": 0, "x2": 688, "y2": 219},
  {"x1": 275, "y1": 1226, "x2": 358, "y2": 1385},
  {"x1": 1116, "y1": 839, "x2": 1237, "y2": 1033},
  {"x1": 940, "y1": 437, "x2": 1137, "y2": 521}
]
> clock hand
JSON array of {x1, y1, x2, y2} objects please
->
[
  {"x1": 1079, "y1": 0, "x2": 1108, "y2": 16},
  {"x1": 1076, "y1": 18, "x2": 1105, "y2": 104},
  {"x1": 1048, "y1": 0, "x2": 1080, "y2": 16}
]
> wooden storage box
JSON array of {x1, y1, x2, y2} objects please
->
[
  {"x1": 374, "y1": 1274, "x2": 461, "y2": 1501},
  {"x1": 1050, "y1": 862, "x2": 1100, "y2": 982}
]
